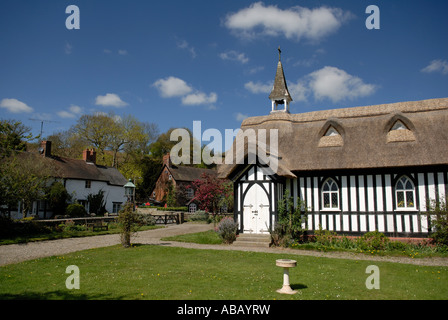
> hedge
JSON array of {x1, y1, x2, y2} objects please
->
[{"x1": 156, "y1": 207, "x2": 188, "y2": 212}]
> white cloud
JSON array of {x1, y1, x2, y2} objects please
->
[
  {"x1": 95, "y1": 93, "x2": 129, "y2": 107},
  {"x1": 153, "y1": 76, "x2": 217, "y2": 107},
  {"x1": 118, "y1": 49, "x2": 128, "y2": 56},
  {"x1": 247, "y1": 66, "x2": 264, "y2": 74},
  {"x1": 65, "y1": 42, "x2": 73, "y2": 55},
  {"x1": 219, "y1": 50, "x2": 249, "y2": 64},
  {"x1": 244, "y1": 66, "x2": 375, "y2": 103},
  {"x1": 182, "y1": 92, "x2": 217, "y2": 105},
  {"x1": 421, "y1": 59, "x2": 448, "y2": 75},
  {"x1": 224, "y1": 2, "x2": 352, "y2": 42},
  {"x1": 308, "y1": 66, "x2": 376, "y2": 102},
  {"x1": 177, "y1": 40, "x2": 197, "y2": 58},
  {"x1": 235, "y1": 112, "x2": 249, "y2": 121},
  {"x1": 288, "y1": 81, "x2": 308, "y2": 102},
  {"x1": 57, "y1": 105, "x2": 83, "y2": 118},
  {"x1": 152, "y1": 77, "x2": 193, "y2": 98},
  {"x1": 0, "y1": 98, "x2": 34, "y2": 113},
  {"x1": 244, "y1": 81, "x2": 272, "y2": 94},
  {"x1": 69, "y1": 105, "x2": 82, "y2": 114}
]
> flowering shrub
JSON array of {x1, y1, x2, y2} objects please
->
[{"x1": 215, "y1": 217, "x2": 238, "y2": 244}]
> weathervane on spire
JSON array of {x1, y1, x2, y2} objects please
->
[{"x1": 278, "y1": 46, "x2": 281, "y2": 61}]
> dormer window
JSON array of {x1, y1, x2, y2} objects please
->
[
  {"x1": 318, "y1": 124, "x2": 343, "y2": 148},
  {"x1": 387, "y1": 118, "x2": 416, "y2": 143}
]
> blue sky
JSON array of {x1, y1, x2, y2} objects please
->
[{"x1": 1, "y1": 0, "x2": 447, "y2": 148}]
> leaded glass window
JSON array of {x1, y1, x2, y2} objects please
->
[
  {"x1": 322, "y1": 178, "x2": 339, "y2": 209},
  {"x1": 395, "y1": 176, "x2": 415, "y2": 209}
]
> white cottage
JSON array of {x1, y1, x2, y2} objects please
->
[
  {"x1": 8, "y1": 141, "x2": 128, "y2": 219},
  {"x1": 218, "y1": 51, "x2": 448, "y2": 238}
]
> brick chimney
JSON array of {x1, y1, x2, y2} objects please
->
[
  {"x1": 40, "y1": 141, "x2": 52, "y2": 157},
  {"x1": 83, "y1": 148, "x2": 96, "y2": 164},
  {"x1": 162, "y1": 153, "x2": 171, "y2": 168}
]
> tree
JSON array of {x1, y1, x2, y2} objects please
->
[
  {"x1": 73, "y1": 112, "x2": 158, "y2": 171},
  {"x1": 136, "y1": 156, "x2": 162, "y2": 202},
  {"x1": 0, "y1": 154, "x2": 52, "y2": 218},
  {"x1": 190, "y1": 173, "x2": 232, "y2": 222},
  {"x1": 46, "y1": 128, "x2": 87, "y2": 159},
  {"x1": 74, "y1": 113, "x2": 117, "y2": 165},
  {"x1": 149, "y1": 127, "x2": 186, "y2": 160},
  {"x1": 0, "y1": 119, "x2": 35, "y2": 158}
]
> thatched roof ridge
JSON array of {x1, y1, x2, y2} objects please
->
[{"x1": 242, "y1": 98, "x2": 448, "y2": 127}]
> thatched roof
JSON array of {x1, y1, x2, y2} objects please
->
[
  {"x1": 168, "y1": 165, "x2": 217, "y2": 182},
  {"x1": 218, "y1": 97, "x2": 448, "y2": 179}
]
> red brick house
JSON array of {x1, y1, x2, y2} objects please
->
[{"x1": 150, "y1": 154, "x2": 217, "y2": 212}]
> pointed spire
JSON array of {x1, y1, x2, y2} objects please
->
[{"x1": 269, "y1": 47, "x2": 292, "y2": 114}]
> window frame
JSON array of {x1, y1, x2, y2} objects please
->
[
  {"x1": 321, "y1": 178, "x2": 340, "y2": 211},
  {"x1": 186, "y1": 188, "x2": 195, "y2": 199},
  {"x1": 394, "y1": 175, "x2": 417, "y2": 211}
]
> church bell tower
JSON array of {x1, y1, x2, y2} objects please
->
[{"x1": 269, "y1": 47, "x2": 293, "y2": 114}]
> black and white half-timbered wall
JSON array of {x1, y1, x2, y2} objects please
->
[
  {"x1": 286, "y1": 168, "x2": 447, "y2": 237},
  {"x1": 218, "y1": 53, "x2": 448, "y2": 238}
]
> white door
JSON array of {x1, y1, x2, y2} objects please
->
[{"x1": 243, "y1": 184, "x2": 270, "y2": 234}]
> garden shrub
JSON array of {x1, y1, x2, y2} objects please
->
[
  {"x1": 138, "y1": 214, "x2": 156, "y2": 226},
  {"x1": 189, "y1": 210, "x2": 209, "y2": 222},
  {"x1": 61, "y1": 220, "x2": 86, "y2": 232},
  {"x1": 87, "y1": 190, "x2": 106, "y2": 216},
  {"x1": 46, "y1": 181, "x2": 71, "y2": 216},
  {"x1": 357, "y1": 231, "x2": 390, "y2": 251},
  {"x1": 1, "y1": 217, "x2": 52, "y2": 238},
  {"x1": 271, "y1": 190, "x2": 307, "y2": 246},
  {"x1": 427, "y1": 198, "x2": 448, "y2": 246},
  {"x1": 66, "y1": 203, "x2": 87, "y2": 217},
  {"x1": 215, "y1": 216, "x2": 238, "y2": 244},
  {"x1": 314, "y1": 228, "x2": 338, "y2": 246}
]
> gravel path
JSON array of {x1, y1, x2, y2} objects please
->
[{"x1": 1, "y1": 223, "x2": 448, "y2": 267}]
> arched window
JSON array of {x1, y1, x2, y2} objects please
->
[
  {"x1": 322, "y1": 178, "x2": 339, "y2": 209},
  {"x1": 395, "y1": 176, "x2": 415, "y2": 209}
]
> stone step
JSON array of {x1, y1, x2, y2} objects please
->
[{"x1": 232, "y1": 233, "x2": 271, "y2": 248}]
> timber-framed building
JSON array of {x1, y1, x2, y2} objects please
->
[{"x1": 219, "y1": 50, "x2": 448, "y2": 238}]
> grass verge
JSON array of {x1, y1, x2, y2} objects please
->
[{"x1": 161, "y1": 230, "x2": 222, "y2": 244}]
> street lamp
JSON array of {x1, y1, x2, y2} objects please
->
[{"x1": 124, "y1": 179, "x2": 136, "y2": 210}]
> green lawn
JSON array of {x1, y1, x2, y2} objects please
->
[
  {"x1": 0, "y1": 245, "x2": 447, "y2": 300},
  {"x1": 162, "y1": 230, "x2": 223, "y2": 244}
]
